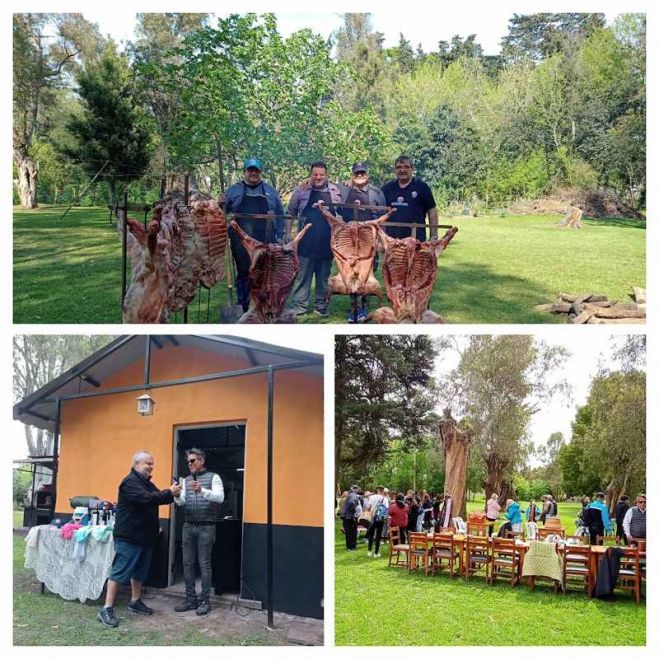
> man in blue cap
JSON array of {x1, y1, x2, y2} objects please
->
[{"x1": 222, "y1": 158, "x2": 285, "y2": 312}]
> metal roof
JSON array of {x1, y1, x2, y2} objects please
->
[{"x1": 14, "y1": 335, "x2": 323, "y2": 432}]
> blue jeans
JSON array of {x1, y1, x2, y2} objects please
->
[
  {"x1": 291, "y1": 256, "x2": 333, "y2": 313},
  {"x1": 182, "y1": 523, "x2": 215, "y2": 601}
]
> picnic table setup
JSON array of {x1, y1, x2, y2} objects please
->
[
  {"x1": 386, "y1": 518, "x2": 645, "y2": 604},
  {"x1": 24, "y1": 523, "x2": 115, "y2": 602}
]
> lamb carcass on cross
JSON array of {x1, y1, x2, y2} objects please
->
[
  {"x1": 120, "y1": 193, "x2": 227, "y2": 323},
  {"x1": 230, "y1": 220, "x2": 312, "y2": 323},
  {"x1": 314, "y1": 199, "x2": 395, "y2": 306},
  {"x1": 371, "y1": 226, "x2": 458, "y2": 323}
]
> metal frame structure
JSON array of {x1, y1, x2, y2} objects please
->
[{"x1": 16, "y1": 335, "x2": 322, "y2": 629}]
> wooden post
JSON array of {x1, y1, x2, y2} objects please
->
[{"x1": 121, "y1": 191, "x2": 129, "y2": 315}]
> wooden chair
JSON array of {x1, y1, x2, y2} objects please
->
[
  {"x1": 490, "y1": 537, "x2": 520, "y2": 586},
  {"x1": 387, "y1": 526, "x2": 408, "y2": 568},
  {"x1": 431, "y1": 533, "x2": 458, "y2": 578},
  {"x1": 466, "y1": 522, "x2": 489, "y2": 537},
  {"x1": 618, "y1": 545, "x2": 642, "y2": 605},
  {"x1": 565, "y1": 535, "x2": 589, "y2": 545},
  {"x1": 504, "y1": 528, "x2": 524, "y2": 541},
  {"x1": 408, "y1": 532, "x2": 433, "y2": 575},
  {"x1": 538, "y1": 526, "x2": 565, "y2": 540},
  {"x1": 464, "y1": 535, "x2": 492, "y2": 581},
  {"x1": 561, "y1": 544, "x2": 592, "y2": 596}
]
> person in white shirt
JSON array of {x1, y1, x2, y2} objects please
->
[
  {"x1": 365, "y1": 486, "x2": 389, "y2": 557},
  {"x1": 173, "y1": 448, "x2": 224, "y2": 615}
]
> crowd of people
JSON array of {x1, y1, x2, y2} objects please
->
[
  {"x1": 221, "y1": 155, "x2": 438, "y2": 322},
  {"x1": 337, "y1": 486, "x2": 647, "y2": 555}
]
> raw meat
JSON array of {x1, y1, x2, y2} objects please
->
[
  {"x1": 230, "y1": 220, "x2": 312, "y2": 323},
  {"x1": 314, "y1": 200, "x2": 395, "y2": 302},
  {"x1": 372, "y1": 226, "x2": 458, "y2": 323},
  {"x1": 120, "y1": 194, "x2": 227, "y2": 323}
]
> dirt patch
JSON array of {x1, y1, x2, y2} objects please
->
[{"x1": 509, "y1": 187, "x2": 644, "y2": 219}]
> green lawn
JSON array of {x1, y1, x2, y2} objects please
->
[
  {"x1": 12, "y1": 535, "x2": 284, "y2": 646},
  {"x1": 335, "y1": 500, "x2": 646, "y2": 646},
  {"x1": 14, "y1": 206, "x2": 645, "y2": 324}
]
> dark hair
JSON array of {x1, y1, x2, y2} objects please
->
[
  {"x1": 310, "y1": 161, "x2": 327, "y2": 172},
  {"x1": 186, "y1": 448, "x2": 206, "y2": 462},
  {"x1": 395, "y1": 155, "x2": 413, "y2": 167}
]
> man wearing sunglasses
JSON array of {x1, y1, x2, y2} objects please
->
[
  {"x1": 622, "y1": 494, "x2": 646, "y2": 546},
  {"x1": 173, "y1": 448, "x2": 225, "y2": 615}
]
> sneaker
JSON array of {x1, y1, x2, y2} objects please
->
[
  {"x1": 313, "y1": 309, "x2": 329, "y2": 318},
  {"x1": 347, "y1": 310, "x2": 357, "y2": 323},
  {"x1": 292, "y1": 307, "x2": 307, "y2": 316},
  {"x1": 98, "y1": 606, "x2": 119, "y2": 628},
  {"x1": 367, "y1": 551, "x2": 372, "y2": 557},
  {"x1": 374, "y1": 553, "x2": 381, "y2": 558},
  {"x1": 357, "y1": 308, "x2": 368, "y2": 323},
  {"x1": 127, "y1": 598, "x2": 153, "y2": 616},
  {"x1": 174, "y1": 599, "x2": 198, "y2": 612},
  {"x1": 196, "y1": 600, "x2": 211, "y2": 616}
]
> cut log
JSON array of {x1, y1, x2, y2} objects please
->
[
  {"x1": 570, "y1": 308, "x2": 596, "y2": 324},
  {"x1": 552, "y1": 303, "x2": 572, "y2": 314},
  {"x1": 574, "y1": 292, "x2": 594, "y2": 305},
  {"x1": 559, "y1": 293, "x2": 579, "y2": 303},
  {"x1": 583, "y1": 300, "x2": 612, "y2": 308},
  {"x1": 587, "y1": 317, "x2": 646, "y2": 324},
  {"x1": 593, "y1": 307, "x2": 645, "y2": 319},
  {"x1": 609, "y1": 303, "x2": 643, "y2": 311},
  {"x1": 632, "y1": 287, "x2": 646, "y2": 304}
]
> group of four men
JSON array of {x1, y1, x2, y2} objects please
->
[
  {"x1": 98, "y1": 449, "x2": 224, "y2": 629},
  {"x1": 223, "y1": 156, "x2": 438, "y2": 322}
]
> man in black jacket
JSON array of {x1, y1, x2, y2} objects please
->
[{"x1": 98, "y1": 451, "x2": 181, "y2": 628}]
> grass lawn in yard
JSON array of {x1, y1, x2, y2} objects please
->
[
  {"x1": 14, "y1": 206, "x2": 645, "y2": 324},
  {"x1": 13, "y1": 534, "x2": 297, "y2": 645},
  {"x1": 335, "y1": 499, "x2": 646, "y2": 646}
]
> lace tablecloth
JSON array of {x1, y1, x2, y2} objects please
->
[{"x1": 24, "y1": 526, "x2": 115, "y2": 602}]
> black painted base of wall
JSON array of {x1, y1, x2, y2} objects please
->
[{"x1": 242, "y1": 523, "x2": 323, "y2": 619}]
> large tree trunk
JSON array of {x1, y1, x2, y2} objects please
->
[
  {"x1": 483, "y1": 452, "x2": 511, "y2": 504},
  {"x1": 14, "y1": 146, "x2": 39, "y2": 208},
  {"x1": 438, "y1": 408, "x2": 473, "y2": 519}
]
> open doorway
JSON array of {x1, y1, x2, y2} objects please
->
[{"x1": 170, "y1": 423, "x2": 246, "y2": 595}]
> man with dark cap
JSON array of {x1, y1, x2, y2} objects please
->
[
  {"x1": 381, "y1": 155, "x2": 439, "y2": 241},
  {"x1": 223, "y1": 158, "x2": 285, "y2": 311},
  {"x1": 338, "y1": 161, "x2": 387, "y2": 323}
]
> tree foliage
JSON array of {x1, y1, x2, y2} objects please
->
[
  {"x1": 13, "y1": 335, "x2": 113, "y2": 457},
  {"x1": 335, "y1": 335, "x2": 439, "y2": 488}
]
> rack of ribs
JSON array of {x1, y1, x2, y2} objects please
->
[
  {"x1": 314, "y1": 199, "x2": 396, "y2": 305},
  {"x1": 371, "y1": 226, "x2": 458, "y2": 323},
  {"x1": 230, "y1": 220, "x2": 312, "y2": 323}
]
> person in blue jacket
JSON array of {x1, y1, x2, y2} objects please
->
[
  {"x1": 525, "y1": 500, "x2": 541, "y2": 523},
  {"x1": 504, "y1": 498, "x2": 523, "y2": 532},
  {"x1": 587, "y1": 491, "x2": 613, "y2": 544}
]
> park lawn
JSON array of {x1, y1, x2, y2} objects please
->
[
  {"x1": 335, "y1": 501, "x2": 645, "y2": 646},
  {"x1": 14, "y1": 206, "x2": 645, "y2": 324},
  {"x1": 12, "y1": 535, "x2": 278, "y2": 646}
]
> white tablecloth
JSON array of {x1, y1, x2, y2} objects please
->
[{"x1": 24, "y1": 525, "x2": 115, "y2": 602}]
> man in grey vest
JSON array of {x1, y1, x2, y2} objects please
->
[
  {"x1": 622, "y1": 493, "x2": 646, "y2": 545},
  {"x1": 173, "y1": 448, "x2": 224, "y2": 615}
]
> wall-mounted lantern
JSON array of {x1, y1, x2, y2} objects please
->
[{"x1": 137, "y1": 392, "x2": 155, "y2": 416}]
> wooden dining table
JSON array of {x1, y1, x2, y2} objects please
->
[{"x1": 427, "y1": 533, "x2": 607, "y2": 583}]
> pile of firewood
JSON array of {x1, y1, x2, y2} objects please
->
[{"x1": 535, "y1": 288, "x2": 646, "y2": 324}]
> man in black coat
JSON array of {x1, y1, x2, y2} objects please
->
[
  {"x1": 98, "y1": 451, "x2": 181, "y2": 628},
  {"x1": 615, "y1": 495, "x2": 630, "y2": 545}
]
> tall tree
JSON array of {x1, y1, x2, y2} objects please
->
[
  {"x1": 129, "y1": 13, "x2": 208, "y2": 174},
  {"x1": 501, "y1": 13, "x2": 605, "y2": 62},
  {"x1": 441, "y1": 336, "x2": 570, "y2": 504},
  {"x1": 64, "y1": 46, "x2": 152, "y2": 202},
  {"x1": 438, "y1": 408, "x2": 474, "y2": 517},
  {"x1": 335, "y1": 335, "x2": 438, "y2": 487},
  {"x1": 13, "y1": 336, "x2": 112, "y2": 457}
]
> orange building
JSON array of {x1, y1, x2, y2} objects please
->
[{"x1": 14, "y1": 335, "x2": 324, "y2": 619}]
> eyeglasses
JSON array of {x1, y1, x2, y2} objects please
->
[
  {"x1": 638, "y1": 500, "x2": 646, "y2": 503},
  {"x1": 187, "y1": 458, "x2": 197, "y2": 464}
]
